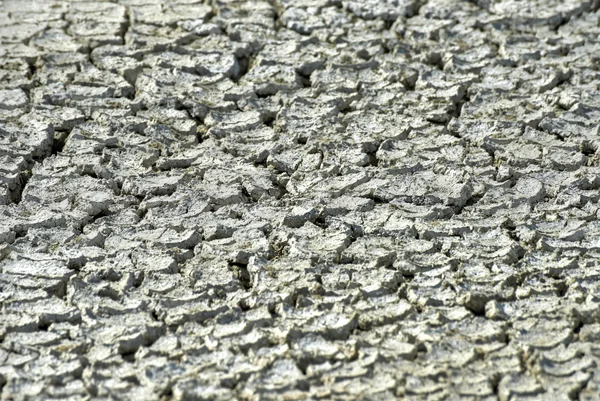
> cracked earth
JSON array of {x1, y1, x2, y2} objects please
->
[{"x1": 1, "y1": 0, "x2": 600, "y2": 400}]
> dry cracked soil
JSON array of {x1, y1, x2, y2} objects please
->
[{"x1": 1, "y1": 0, "x2": 600, "y2": 400}]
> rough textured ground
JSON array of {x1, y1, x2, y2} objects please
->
[{"x1": 1, "y1": 0, "x2": 600, "y2": 400}]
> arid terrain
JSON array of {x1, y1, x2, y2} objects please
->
[{"x1": 1, "y1": 0, "x2": 600, "y2": 400}]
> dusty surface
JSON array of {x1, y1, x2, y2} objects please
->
[{"x1": 1, "y1": 0, "x2": 600, "y2": 400}]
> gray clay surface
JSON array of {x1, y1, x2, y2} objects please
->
[{"x1": 1, "y1": 0, "x2": 600, "y2": 400}]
